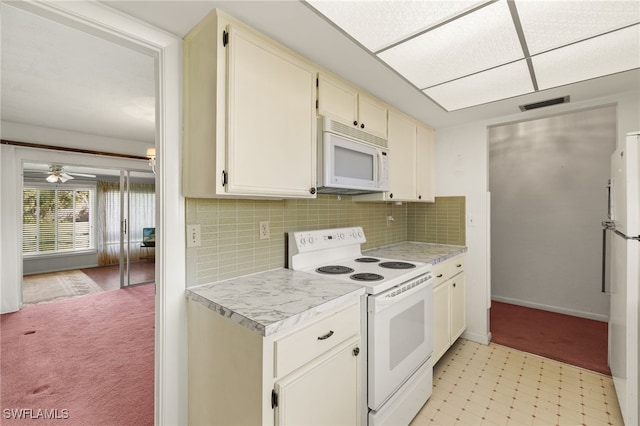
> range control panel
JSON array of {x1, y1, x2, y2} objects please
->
[{"x1": 292, "y1": 227, "x2": 366, "y2": 252}]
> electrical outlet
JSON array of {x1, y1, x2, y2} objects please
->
[
  {"x1": 259, "y1": 221, "x2": 270, "y2": 240},
  {"x1": 187, "y1": 224, "x2": 201, "y2": 247}
]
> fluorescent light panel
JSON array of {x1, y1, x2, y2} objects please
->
[
  {"x1": 424, "y1": 60, "x2": 533, "y2": 111},
  {"x1": 515, "y1": 0, "x2": 640, "y2": 55},
  {"x1": 307, "y1": 0, "x2": 640, "y2": 111},
  {"x1": 377, "y1": 0, "x2": 523, "y2": 89},
  {"x1": 306, "y1": 0, "x2": 484, "y2": 52},
  {"x1": 533, "y1": 25, "x2": 640, "y2": 90}
]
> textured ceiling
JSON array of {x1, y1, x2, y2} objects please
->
[{"x1": 1, "y1": 4, "x2": 156, "y2": 143}]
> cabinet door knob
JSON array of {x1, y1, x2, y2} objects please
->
[
  {"x1": 360, "y1": 123, "x2": 365, "y2": 129},
  {"x1": 317, "y1": 330, "x2": 334, "y2": 340},
  {"x1": 389, "y1": 193, "x2": 393, "y2": 199},
  {"x1": 352, "y1": 347, "x2": 360, "y2": 356},
  {"x1": 418, "y1": 195, "x2": 422, "y2": 200},
  {"x1": 453, "y1": 283, "x2": 456, "y2": 287},
  {"x1": 353, "y1": 121, "x2": 358, "y2": 126},
  {"x1": 436, "y1": 274, "x2": 443, "y2": 278},
  {"x1": 456, "y1": 264, "x2": 462, "y2": 268},
  {"x1": 310, "y1": 187, "x2": 316, "y2": 195}
]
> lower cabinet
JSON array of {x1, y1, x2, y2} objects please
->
[
  {"x1": 432, "y1": 255, "x2": 466, "y2": 364},
  {"x1": 187, "y1": 298, "x2": 362, "y2": 425},
  {"x1": 275, "y1": 336, "x2": 360, "y2": 425}
]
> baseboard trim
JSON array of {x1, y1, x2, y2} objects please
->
[
  {"x1": 462, "y1": 330, "x2": 492, "y2": 345},
  {"x1": 491, "y1": 296, "x2": 609, "y2": 322}
]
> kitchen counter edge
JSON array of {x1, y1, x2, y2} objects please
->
[{"x1": 185, "y1": 268, "x2": 365, "y2": 338}]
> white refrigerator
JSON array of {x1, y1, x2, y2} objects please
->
[{"x1": 605, "y1": 131, "x2": 639, "y2": 426}]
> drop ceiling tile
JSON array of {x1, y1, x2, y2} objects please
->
[
  {"x1": 533, "y1": 25, "x2": 640, "y2": 90},
  {"x1": 307, "y1": 0, "x2": 484, "y2": 52},
  {"x1": 515, "y1": 0, "x2": 640, "y2": 55},
  {"x1": 377, "y1": 0, "x2": 524, "y2": 89},
  {"x1": 424, "y1": 60, "x2": 534, "y2": 111}
]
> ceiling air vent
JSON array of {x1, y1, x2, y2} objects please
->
[{"x1": 519, "y1": 96, "x2": 570, "y2": 112}]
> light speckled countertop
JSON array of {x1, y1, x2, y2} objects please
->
[
  {"x1": 187, "y1": 242, "x2": 465, "y2": 337},
  {"x1": 364, "y1": 242, "x2": 467, "y2": 265},
  {"x1": 186, "y1": 268, "x2": 365, "y2": 337}
]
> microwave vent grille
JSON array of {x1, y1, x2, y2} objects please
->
[{"x1": 328, "y1": 119, "x2": 388, "y2": 148}]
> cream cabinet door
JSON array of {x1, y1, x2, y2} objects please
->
[
  {"x1": 450, "y1": 273, "x2": 466, "y2": 342},
  {"x1": 432, "y1": 282, "x2": 451, "y2": 364},
  {"x1": 226, "y1": 25, "x2": 317, "y2": 198},
  {"x1": 317, "y1": 72, "x2": 358, "y2": 126},
  {"x1": 388, "y1": 110, "x2": 417, "y2": 201},
  {"x1": 358, "y1": 94, "x2": 388, "y2": 138},
  {"x1": 416, "y1": 124, "x2": 435, "y2": 202},
  {"x1": 275, "y1": 337, "x2": 361, "y2": 426}
]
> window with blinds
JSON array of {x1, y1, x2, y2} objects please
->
[{"x1": 23, "y1": 186, "x2": 95, "y2": 255}]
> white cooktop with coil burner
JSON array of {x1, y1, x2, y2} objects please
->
[{"x1": 288, "y1": 227, "x2": 431, "y2": 294}]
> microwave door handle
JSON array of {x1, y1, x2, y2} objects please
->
[
  {"x1": 377, "y1": 150, "x2": 384, "y2": 186},
  {"x1": 607, "y1": 179, "x2": 612, "y2": 220}
]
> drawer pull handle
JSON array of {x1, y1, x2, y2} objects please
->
[
  {"x1": 317, "y1": 330, "x2": 334, "y2": 341},
  {"x1": 436, "y1": 274, "x2": 443, "y2": 278},
  {"x1": 456, "y1": 264, "x2": 462, "y2": 268}
]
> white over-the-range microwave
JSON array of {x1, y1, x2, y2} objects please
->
[{"x1": 317, "y1": 117, "x2": 390, "y2": 195}]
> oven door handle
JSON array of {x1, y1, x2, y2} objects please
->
[{"x1": 370, "y1": 277, "x2": 432, "y2": 313}]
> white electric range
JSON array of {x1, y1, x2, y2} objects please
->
[{"x1": 288, "y1": 227, "x2": 434, "y2": 425}]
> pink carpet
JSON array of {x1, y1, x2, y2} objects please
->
[
  {"x1": 490, "y1": 301, "x2": 610, "y2": 375},
  {"x1": 1, "y1": 284, "x2": 154, "y2": 425}
]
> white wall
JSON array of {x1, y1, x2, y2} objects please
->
[
  {"x1": 434, "y1": 90, "x2": 640, "y2": 343},
  {"x1": 24, "y1": 253, "x2": 99, "y2": 275}
]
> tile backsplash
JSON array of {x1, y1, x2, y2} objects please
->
[
  {"x1": 407, "y1": 196, "x2": 466, "y2": 246},
  {"x1": 186, "y1": 195, "x2": 465, "y2": 286}
]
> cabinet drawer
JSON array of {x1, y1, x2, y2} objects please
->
[
  {"x1": 433, "y1": 255, "x2": 465, "y2": 287},
  {"x1": 275, "y1": 302, "x2": 360, "y2": 378},
  {"x1": 451, "y1": 256, "x2": 465, "y2": 277}
]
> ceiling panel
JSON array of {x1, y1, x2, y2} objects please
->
[
  {"x1": 306, "y1": 0, "x2": 484, "y2": 52},
  {"x1": 533, "y1": 24, "x2": 640, "y2": 90},
  {"x1": 374, "y1": 1, "x2": 524, "y2": 88},
  {"x1": 424, "y1": 60, "x2": 533, "y2": 111},
  {"x1": 516, "y1": 0, "x2": 640, "y2": 55}
]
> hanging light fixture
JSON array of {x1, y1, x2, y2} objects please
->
[
  {"x1": 147, "y1": 147, "x2": 156, "y2": 174},
  {"x1": 46, "y1": 165, "x2": 73, "y2": 183}
]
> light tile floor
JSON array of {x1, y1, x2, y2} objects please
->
[{"x1": 411, "y1": 339, "x2": 623, "y2": 426}]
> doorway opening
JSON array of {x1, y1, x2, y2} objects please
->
[
  {"x1": 22, "y1": 161, "x2": 155, "y2": 304},
  {"x1": 488, "y1": 105, "x2": 616, "y2": 372}
]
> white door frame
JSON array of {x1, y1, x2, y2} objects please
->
[{"x1": 0, "y1": 2, "x2": 186, "y2": 424}]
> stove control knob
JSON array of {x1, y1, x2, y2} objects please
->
[
  {"x1": 308, "y1": 237, "x2": 314, "y2": 244},
  {"x1": 339, "y1": 233, "x2": 345, "y2": 239},
  {"x1": 299, "y1": 238, "x2": 306, "y2": 245},
  {"x1": 357, "y1": 231, "x2": 363, "y2": 238}
]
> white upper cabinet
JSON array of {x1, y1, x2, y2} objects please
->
[
  {"x1": 317, "y1": 73, "x2": 388, "y2": 139},
  {"x1": 416, "y1": 123, "x2": 435, "y2": 202},
  {"x1": 388, "y1": 110, "x2": 418, "y2": 201},
  {"x1": 183, "y1": 11, "x2": 317, "y2": 199},
  {"x1": 354, "y1": 110, "x2": 434, "y2": 203}
]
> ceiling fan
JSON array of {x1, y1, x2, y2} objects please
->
[{"x1": 44, "y1": 165, "x2": 96, "y2": 183}]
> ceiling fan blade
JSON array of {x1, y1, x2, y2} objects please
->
[
  {"x1": 68, "y1": 172, "x2": 96, "y2": 178},
  {"x1": 60, "y1": 173, "x2": 74, "y2": 182}
]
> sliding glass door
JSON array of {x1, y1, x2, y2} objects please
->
[{"x1": 119, "y1": 170, "x2": 155, "y2": 288}]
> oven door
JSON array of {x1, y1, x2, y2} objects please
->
[{"x1": 368, "y1": 278, "x2": 433, "y2": 410}]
